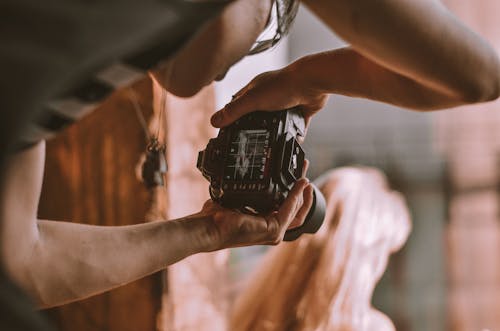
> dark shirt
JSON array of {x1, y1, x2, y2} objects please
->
[
  {"x1": 1, "y1": 0, "x2": 227, "y2": 150},
  {"x1": 0, "y1": 268, "x2": 54, "y2": 331}
]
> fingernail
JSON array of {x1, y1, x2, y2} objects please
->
[{"x1": 211, "y1": 112, "x2": 222, "y2": 125}]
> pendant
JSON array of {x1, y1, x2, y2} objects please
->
[{"x1": 142, "y1": 138, "x2": 167, "y2": 189}]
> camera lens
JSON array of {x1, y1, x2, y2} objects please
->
[{"x1": 283, "y1": 184, "x2": 326, "y2": 241}]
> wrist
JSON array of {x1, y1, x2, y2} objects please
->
[
  {"x1": 286, "y1": 55, "x2": 328, "y2": 100},
  {"x1": 172, "y1": 215, "x2": 220, "y2": 254}
]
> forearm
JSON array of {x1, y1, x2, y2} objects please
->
[
  {"x1": 15, "y1": 216, "x2": 211, "y2": 308},
  {"x1": 290, "y1": 48, "x2": 479, "y2": 111},
  {"x1": 0, "y1": 142, "x2": 215, "y2": 308},
  {"x1": 303, "y1": 0, "x2": 500, "y2": 103}
]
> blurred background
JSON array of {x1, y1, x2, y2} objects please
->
[{"x1": 215, "y1": 1, "x2": 500, "y2": 330}]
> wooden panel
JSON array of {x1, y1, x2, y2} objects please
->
[{"x1": 38, "y1": 78, "x2": 162, "y2": 331}]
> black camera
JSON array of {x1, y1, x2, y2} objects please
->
[{"x1": 197, "y1": 108, "x2": 325, "y2": 241}]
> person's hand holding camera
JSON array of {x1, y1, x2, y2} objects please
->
[
  {"x1": 210, "y1": 61, "x2": 329, "y2": 133},
  {"x1": 190, "y1": 179, "x2": 313, "y2": 251}
]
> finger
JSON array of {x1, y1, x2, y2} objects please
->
[
  {"x1": 302, "y1": 159, "x2": 310, "y2": 178},
  {"x1": 297, "y1": 116, "x2": 311, "y2": 144},
  {"x1": 276, "y1": 178, "x2": 309, "y2": 227},
  {"x1": 293, "y1": 187, "x2": 305, "y2": 216},
  {"x1": 211, "y1": 93, "x2": 257, "y2": 128},
  {"x1": 214, "y1": 210, "x2": 279, "y2": 247},
  {"x1": 304, "y1": 115, "x2": 312, "y2": 133},
  {"x1": 202, "y1": 199, "x2": 214, "y2": 208},
  {"x1": 287, "y1": 184, "x2": 314, "y2": 229},
  {"x1": 201, "y1": 199, "x2": 216, "y2": 211},
  {"x1": 296, "y1": 108, "x2": 311, "y2": 143},
  {"x1": 232, "y1": 83, "x2": 252, "y2": 101}
]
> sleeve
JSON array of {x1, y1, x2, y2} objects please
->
[{"x1": 0, "y1": 0, "x2": 227, "y2": 151}]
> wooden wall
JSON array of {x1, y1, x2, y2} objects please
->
[
  {"x1": 37, "y1": 76, "x2": 223, "y2": 331},
  {"x1": 38, "y1": 78, "x2": 162, "y2": 331}
]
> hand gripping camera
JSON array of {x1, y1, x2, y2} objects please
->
[{"x1": 197, "y1": 108, "x2": 326, "y2": 241}]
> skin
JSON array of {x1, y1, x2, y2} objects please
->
[
  {"x1": 0, "y1": 142, "x2": 313, "y2": 308},
  {"x1": 4, "y1": 0, "x2": 500, "y2": 310},
  {"x1": 210, "y1": 0, "x2": 500, "y2": 129},
  {"x1": 0, "y1": 0, "x2": 314, "y2": 308},
  {"x1": 152, "y1": 0, "x2": 273, "y2": 97}
]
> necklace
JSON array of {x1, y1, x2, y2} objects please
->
[{"x1": 127, "y1": 85, "x2": 168, "y2": 190}]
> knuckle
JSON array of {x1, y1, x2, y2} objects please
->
[
  {"x1": 291, "y1": 196, "x2": 301, "y2": 213},
  {"x1": 289, "y1": 192, "x2": 300, "y2": 205},
  {"x1": 267, "y1": 231, "x2": 283, "y2": 245},
  {"x1": 212, "y1": 211, "x2": 224, "y2": 222},
  {"x1": 253, "y1": 72, "x2": 266, "y2": 82},
  {"x1": 269, "y1": 238, "x2": 281, "y2": 246},
  {"x1": 213, "y1": 210, "x2": 231, "y2": 223},
  {"x1": 270, "y1": 232, "x2": 282, "y2": 245},
  {"x1": 202, "y1": 200, "x2": 213, "y2": 210},
  {"x1": 266, "y1": 220, "x2": 282, "y2": 244},
  {"x1": 297, "y1": 193, "x2": 304, "y2": 207}
]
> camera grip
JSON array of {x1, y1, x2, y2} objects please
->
[{"x1": 283, "y1": 184, "x2": 326, "y2": 241}]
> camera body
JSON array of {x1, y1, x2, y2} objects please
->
[{"x1": 197, "y1": 108, "x2": 325, "y2": 241}]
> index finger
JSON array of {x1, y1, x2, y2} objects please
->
[
  {"x1": 302, "y1": 159, "x2": 310, "y2": 178},
  {"x1": 210, "y1": 93, "x2": 257, "y2": 128}
]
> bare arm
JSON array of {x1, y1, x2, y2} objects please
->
[
  {"x1": 288, "y1": 47, "x2": 472, "y2": 111},
  {"x1": 0, "y1": 142, "x2": 311, "y2": 308},
  {"x1": 302, "y1": 0, "x2": 500, "y2": 103},
  {"x1": 0, "y1": 143, "x2": 210, "y2": 308},
  {"x1": 210, "y1": 0, "x2": 500, "y2": 128}
]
